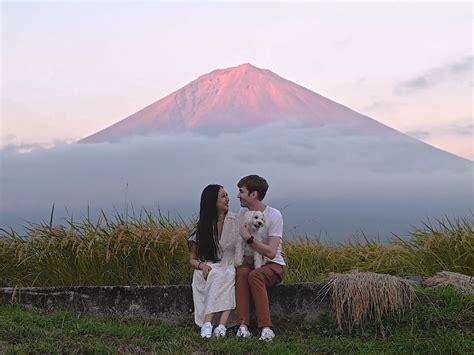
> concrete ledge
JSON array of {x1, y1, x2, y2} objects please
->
[{"x1": 0, "y1": 283, "x2": 329, "y2": 323}]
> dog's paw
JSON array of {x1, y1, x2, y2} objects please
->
[
  {"x1": 254, "y1": 254, "x2": 263, "y2": 269},
  {"x1": 234, "y1": 256, "x2": 243, "y2": 267}
]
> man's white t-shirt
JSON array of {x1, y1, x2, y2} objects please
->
[{"x1": 238, "y1": 206, "x2": 286, "y2": 266}]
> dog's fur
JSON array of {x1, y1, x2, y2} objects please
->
[{"x1": 234, "y1": 211, "x2": 267, "y2": 269}]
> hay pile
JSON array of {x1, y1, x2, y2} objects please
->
[
  {"x1": 423, "y1": 271, "x2": 474, "y2": 296},
  {"x1": 321, "y1": 271, "x2": 416, "y2": 335}
]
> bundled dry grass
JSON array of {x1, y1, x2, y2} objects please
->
[
  {"x1": 321, "y1": 271, "x2": 416, "y2": 336},
  {"x1": 424, "y1": 271, "x2": 474, "y2": 296}
]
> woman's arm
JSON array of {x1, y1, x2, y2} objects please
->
[
  {"x1": 190, "y1": 242, "x2": 212, "y2": 280},
  {"x1": 189, "y1": 242, "x2": 201, "y2": 269}
]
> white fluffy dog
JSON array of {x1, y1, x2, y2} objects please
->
[{"x1": 234, "y1": 211, "x2": 267, "y2": 269}]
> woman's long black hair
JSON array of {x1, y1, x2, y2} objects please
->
[{"x1": 191, "y1": 184, "x2": 223, "y2": 263}]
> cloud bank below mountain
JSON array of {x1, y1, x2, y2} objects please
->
[{"x1": 2, "y1": 125, "x2": 472, "y2": 242}]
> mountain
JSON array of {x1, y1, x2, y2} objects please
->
[{"x1": 79, "y1": 63, "x2": 405, "y2": 143}]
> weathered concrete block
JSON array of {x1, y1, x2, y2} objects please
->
[
  {"x1": 269, "y1": 283, "x2": 329, "y2": 321},
  {"x1": 0, "y1": 283, "x2": 329, "y2": 323}
]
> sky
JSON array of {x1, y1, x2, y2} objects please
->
[{"x1": 1, "y1": 1, "x2": 473, "y2": 159}]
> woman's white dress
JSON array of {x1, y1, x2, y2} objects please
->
[{"x1": 189, "y1": 212, "x2": 239, "y2": 326}]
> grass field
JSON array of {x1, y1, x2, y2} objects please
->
[
  {"x1": 1, "y1": 212, "x2": 472, "y2": 287},
  {"x1": 0, "y1": 287, "x2": 472, "y2": 353}
]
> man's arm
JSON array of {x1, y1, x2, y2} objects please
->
[{"x1": 240, "y1": 224, "x2": 280, "y2": 259}]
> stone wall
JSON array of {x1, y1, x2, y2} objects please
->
[{"x1": 0, "y1": 283, "x2": 329, "y2": 324}]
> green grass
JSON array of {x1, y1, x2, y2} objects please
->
[
  {"x1": 0, "y1": 287, "x2": 472, "y2": 353},
  {"x1": 0, "y1": 212, "x2": 473, "y2": 287}
]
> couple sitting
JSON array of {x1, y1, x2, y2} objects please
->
[{"x1": 188, "y1": 174, "x2": 285, "y2": 342}]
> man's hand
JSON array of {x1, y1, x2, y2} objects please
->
[{"x1": 240, "y1": 223, "x2": 252, "y2": 241}]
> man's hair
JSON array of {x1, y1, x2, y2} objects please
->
[{"x1": 237, "y1": 175, "x2": 269, "y2": 201}]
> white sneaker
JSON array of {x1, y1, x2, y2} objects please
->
[
  {"x1": 259, "y1": 327, "x2": 275, "y2": 342},
  {"x1": 236, "y1": 324, "x2": 251, "y2": 338},
  {"x1": 213, "y1": 324, "x2": 227, "y2": 338},
  {"x1": 200, "y1": 322, "x2": 213, "y2": 338}
]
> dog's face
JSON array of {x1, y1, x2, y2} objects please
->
[{"x1": 245, "y1": 211, "x2": 266, "y2": 232}]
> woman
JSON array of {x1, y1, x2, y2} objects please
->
[{"x1": 189, "y1": 184, "x2": 239, "y2": 338}]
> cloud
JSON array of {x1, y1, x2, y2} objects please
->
[
  {"x1": 447, "y1": 119, "x2": 473, "y2": 137},
  {"x1": 1, "y1": 125, "x2": 472, "y2": 241},
  {"x1": 405, "y1": 118, "x2": 473, "y2": 139},
  {"x1": 2, "y1": 134, "x2": 16, "y2": 142},
  {"x1": 362, "y1": 100, "x2": 402, "y2": 114},
  {"x1": 334, "y1": 38, "x2": 351, "y2": 49},
  {"x1": 1, "y1": 140, "x2": 71, "y2": 154},
  {"x1": 395, "y1": 56, "x2": 473, "y2": 95},
  {"x1": 405, "y1": 129, "x2": 430, "y2": 139},
  {"x1": 354, "y1": 77, "x2": 366, "y2": 86}
]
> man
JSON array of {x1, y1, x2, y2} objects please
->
[{"x1": 235, "y1": 174, "x2": 285, "y2": 342}]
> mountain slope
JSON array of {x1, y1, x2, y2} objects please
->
[{"x1": 79, "y1": 63, "x2": 402, "y2": 143}]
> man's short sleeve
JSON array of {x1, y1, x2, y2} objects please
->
[{"x1": 268, "y1": 210, "x2": 283, "y2": 238}]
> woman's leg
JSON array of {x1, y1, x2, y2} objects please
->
[
  {"x1": 204, "y1": 313, "x2": 214, "y2": 323},
  {"x1": 218, "y1": 310, "x2": 231, "y2": 326}
]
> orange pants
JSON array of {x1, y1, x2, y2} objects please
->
[{"x1": 235, "y1": 262, "x2": 284, "y2": 328}]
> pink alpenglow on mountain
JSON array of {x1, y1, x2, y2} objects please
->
[{"x1": 79, "y1": 63, "x2": 400, "y2": 143}]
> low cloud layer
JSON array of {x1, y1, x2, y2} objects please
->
[{"x1": 1, "y1": 125, "x2": 472, "y2": 241}]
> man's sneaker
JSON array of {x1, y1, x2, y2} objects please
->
[
  {"x1": 259, "y1": 327, "x2": 275, "y2": 342},
  {"x1": 213, "y1": 324, "x2": 227, "y2": 338},
  {"x1": 200, "y1": 322, "x2": 213, "y2": 338},
  {"x1": 236, "y1": 324, "x2": 251, "y2": 338}
]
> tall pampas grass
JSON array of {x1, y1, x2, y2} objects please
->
[
  {"x1": 0, "y1": 208, "x2": 193, "y2": 287},
  {"x1": 393, "y1": 217, "x2": 474, "y2": 276},
  {"x1": 1, "y1": 213, "x2": 472, "y2": 287}
]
